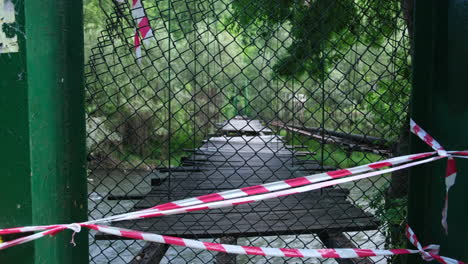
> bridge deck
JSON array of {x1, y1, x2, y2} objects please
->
[{"x1": 96, "y1": 138, "x2": 378, "y2": 240}]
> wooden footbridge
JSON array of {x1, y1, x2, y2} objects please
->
[{"x1": 97, "y1": 117, "x2": 379, "y2": 264}]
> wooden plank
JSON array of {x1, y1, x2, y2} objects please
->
[
  {"x1": 129, "y1": 243, "x2": 169, "y2": 264},
  {"x1": 270, "y1": 121, "x2": 391, "y2": 156},
  {"x1": 96, "y1": 204, "x2": 379, "y2": 239},
  {"x1": 134, "y1": 188, "x2": 350, "y2": 209},
  {"x1": 157, "y1": 167, "x2": 205, "y2": 173},
  {"x1": 151, "y1": 178, "x2": 165, "y2": 186},
  {"x1": 98, "y1": 133, "x2": 380, "y2": 263},
  {"x1": 271, "y1": 121, "x2": 389, "y2": 147},
  {"x1": 291, "y1": 124, "x2": 389, "y2": 147},
  {"x1": 107, "y1": 194, "x2": 145, "y2": 200},
  {"x1": 216, "y1": 236, "x2": 237, "y2": 264}
]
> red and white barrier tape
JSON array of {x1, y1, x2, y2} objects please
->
[
  {"x1": 410, "y1": 119, "x2": 447, "y2": 156},
  {"x1": 0, "y1": 224, "x2": 81, "y2": 251},
  {"x1": 147, "y1": 153, "x2": 435, "y2": 210},
  {"x1": 0, "y1": 120, "x2": 466, "y2": 263},
  {"x1": 405, "y1": 225, "x2": 464, "y2": 264},
  {"x1": 1, "y1": 223, "x2": 464, "y2": 264},
  {"x1": 111, "y1": 156, "x2": 442, "y2": 222},
  {"x1": 410, "y1": 119, "x2": 458, "y2": 234},
  {"x1": 82, "y1": 224, "x2": 448, "y2": 261},
  {"x1": 0, "y1": 153, "x2": 439, "y2": 232},
  {"x1": 0, "y1": 154, "x2": 440, "y2": 234},
  {"x1": 87, "y1": 151, "x2": 437, "y2": 224},
  {"x1": 132, "y1": 0, "x2": 153, "y2": 63}
]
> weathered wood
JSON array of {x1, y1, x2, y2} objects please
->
[
  {"x1": 107, "y1": 194, "x2": 145, "y2": 200},
  {"x1": 295, "y1": 125, "x2": 388, "y2": 147},
  {"x1": 216, "y1": 236, "x2": 237, "y2": 264},
  {"x1": 285, "y1": 145, "x2": 307, "y2": 149},
  {"x1": 97, "y1": 143, "x2": 378, "y2": 241},
  {"x1": 151, "y1": 178, "x2": 165, "y2": 186},
  {"x1": 136, "y1": 188, "x2": 350, "y2": 209},
  {"x1": 156, "y1": 167, "x2": 204, "y2": 173},
  {"x1": 293, "y1": 151, "x2": 317, "y2": 156},
  {"x1": 129, "y1": 243, "x2": 169, "y2": 264},
  {"x1": 318, "y1": 231, "x2": 374, "y2": 264},
  {"x1": 271, "y1": 121, "x2": 389, "y2": 147},
  {"x1": 97, "y1": 128, "x2": 380, "y2": 264},
  {"x1": 270, "y1": 121, "x2": 392, "y2": 155},
  {"x1": 96, "y1": 198, "x2": 378, "y2": 240}
]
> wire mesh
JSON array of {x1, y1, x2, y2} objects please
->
[{"x1": 84, "y1": 0, "x2": 412, "y2": 263}]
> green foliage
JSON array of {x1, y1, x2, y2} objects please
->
[
  {"x1": 362, "y1": 45, "x2": 411, "y2": 134},
  {"x1": 83, "y1": 0, "x2": 107, "y2": 61},
  {"x1": 284, "y1": 134, "x2": 382, "y2": 168},
  {"x1": 274, "y1": 0, "x2": 357, "y2": 77},
  {"x1": 83, "y1": 0, "x2": 411, "y2": 168},
  {"x1": 230, "y1": 0, "x2": 402, "y2": 78},
  {"x1": 368, "y1": 184, "x2": 408, "y2": 264}
]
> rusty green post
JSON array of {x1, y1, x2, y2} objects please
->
[
  {"x1": 25, "y1": 0, "x2": 88, "y2": 263},
  {"x1": 408, "y1": 0, "x2": 468, "y2": 263}
]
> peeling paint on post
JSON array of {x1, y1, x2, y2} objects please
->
[{"x1": 0, "y1": 0, "x2": 19, "y2": 53}]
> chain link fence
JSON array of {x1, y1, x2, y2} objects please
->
[{"x1": 84, "y1": 0, "x2": 412, "y2": 263}]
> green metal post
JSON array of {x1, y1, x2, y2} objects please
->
[
  {"x1": 24, "y1": 0, "x2": 88, "y2": 263},
  {"x1": 0, "y1": 1, "x2": 34, "y2": 263},
  {"x1": 408, "y1": 0, "x2": 468, "y2": 263}
]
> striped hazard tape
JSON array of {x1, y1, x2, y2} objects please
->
[
  {"x1": 79, "y1": 224, "x2": 462, "y2": 263},
  {"x1": 0, "y1": 120, "x2": 466, "y2": 263},
  {"x1": 132, "y1": 0, "x2": 154, "y2": 63},
  {"x1": 410, "y1": 119, "x2": 457, "y2": 233},
  {"x1": 0, "y1": 223, "x2": 464, "y2": 264}
]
